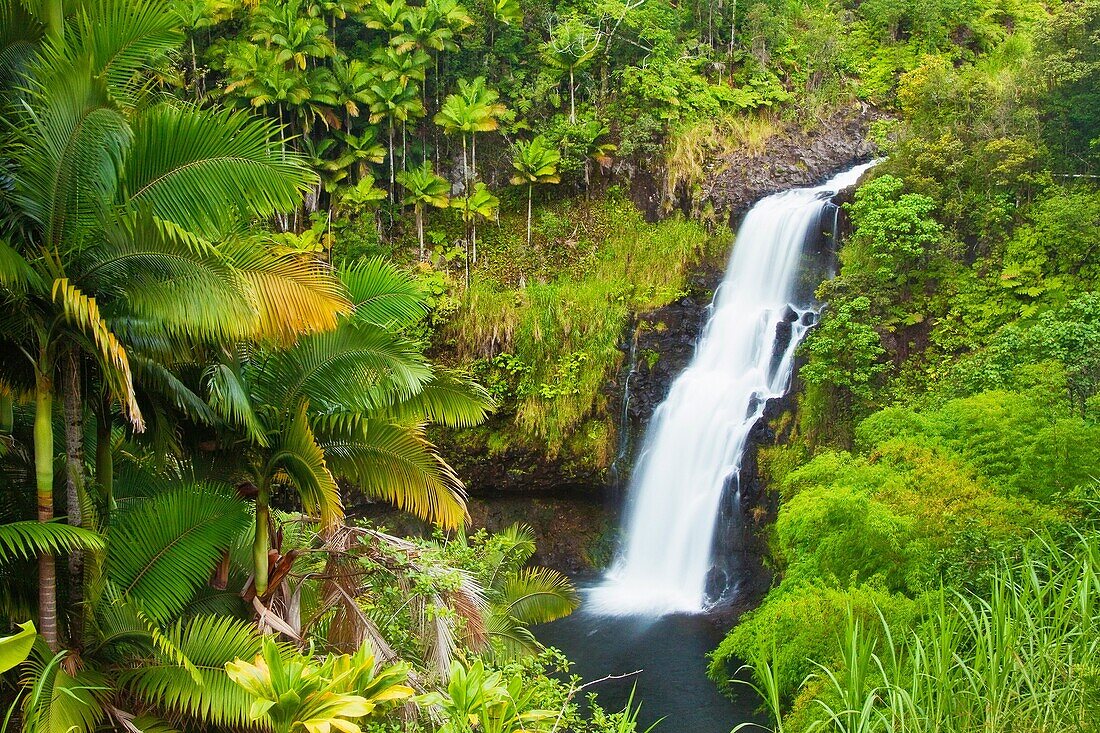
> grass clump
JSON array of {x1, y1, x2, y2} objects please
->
[{"x1": 443, "y1": 191, "x2": 727, "y2": 461}]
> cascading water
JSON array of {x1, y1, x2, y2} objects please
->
[{"x1": 590, "y1": 162, "x2": 876, "y2": 615}]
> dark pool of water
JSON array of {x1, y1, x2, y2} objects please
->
[{"x1": 535, "y1": 596, "x2": 766, "y2": 733}]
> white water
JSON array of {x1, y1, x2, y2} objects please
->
[{"x1": 590, "y1": 163, "x2": 876, "y2": 615}]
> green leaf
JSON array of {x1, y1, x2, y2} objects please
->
[
  {"x1": 0, "y1": 521, "x2": 105, "y2": 564},
  {"x1": 0, "y1": 620, "x2": 36, "y2": 674},
  {"x1": 107, "y1": 482, "x2": 252, "y2": 624}
]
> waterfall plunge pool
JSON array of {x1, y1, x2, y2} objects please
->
[{"x1": 535, "y1": 582, "x2": 765, "y2": 733}]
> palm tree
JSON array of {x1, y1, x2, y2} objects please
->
[
  {"x1": 396, "y1": 162, "x2": 450, "y2": 260},
  {"x1": 250, "y1": 0, "x2": 336, "y2": 70},
  {"x1": 434, "y1": 77, "x2": 505, "y2": 190},
  {"x1": 366, "y1": 78, "x2": 425, "y2": 194},
  {"x1": 359, "y1": 0, "x2": 408, "y2": 38},
  {"x1": 392, "y1": 5, "x2": 456, "y2": 54},
  {"x1": 329, "y1": 57, "x2": 375, "y2": 130},
  {"x1": 451, "y1": 182, "x2": 499, "y2": 281},
  {"x1": 487, "y1": 0, "x2": 522, "y2": 45},
  {"x1": 541, "y1": 17, "x2": 600, "y2": 124},
  {"x1": 510, "y1": 137, "x2": 562, "y2": 245},
  {"x1": 334, "y1": 128, "x2": 387, "y2": 182},
  {"x1": 204, "y1": 259, "x2": 492, "y2": 595},
  {"x1": 0, "y1": 0, "x2": 338, "y2": 648}
]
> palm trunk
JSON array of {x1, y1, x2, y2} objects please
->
[
  {"x1": 34, "y1": 368, "x2": 58, "y2": 651},
  {"x1": 96, "y1": 400, "x2": 114, "y2": 516},
  {"x1": 416, "y1": 204, "x2": 425, "y2": 261},
  {"x1": 471, "y1": 132, "x2": 477, "y2": 182},
  {"x1": 388, "y1": 120, "x2": 396, "y2": 198},
  {"x1": 44, "y1": 0, "x2": 63, "y2": 39},
  {"x1": 569, "y1": 68, "x2": 576, "y2": 124},
  {"x1": 527, "y1": 184, "x2": 533, "y2": 246},
  {"x1": 253, "y1": 488, "x2": 271, "y2": 596},
  {"x1": 461, "y1": 135, "x2": 469, "y2": 193},
  {"x1": 472, "y1": 217, "x2": 478, "y2": 266},
  {"x1": 62, "y1": 350, "x2": 85, "y2": 647}
]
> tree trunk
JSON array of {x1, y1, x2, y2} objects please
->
[
  {"x1": 729, "y1": 0, "x2": 737, "y2": 58},
  {"x1": 472, "y1": 217, "x2": 478, "y2": 266},
  {"x1": 527, "y1": 185, "x2": 533, "y2": 246},
  {"x1": 96, "y1": 399, "x2": 114, "y2": 516},
  {"x1": 253, "y1": 488, "x2": 271, "y2": 596},
  {"x1": 417, "y1": 205, "x2": 425, "y2": 261},
  {"x1": 34, "y1": 369, "x2": 58, "y2": 651},
  {"x1": 62, "y1": 350, "x2": 85, "y2": 648},
  {"x1": 471, "y1": 132, "x2": 477, "y2": 182},
  {"x1": 569, "y1": 68, "x2": 576, "y2": 124},
  {"x1": 464, "y1": 219, "x2": 471, "y2": 289},
  {"x1": 388, "y1": 120, "x2": 396, "y2": 198},
  {"x1": 44, "y1": 0, "x2": 63, "y2": 39},
  {"x1": 461, "y1": 135, "x2": 469, "y2": 193}
]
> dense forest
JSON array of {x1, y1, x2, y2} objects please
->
[{"x1": 0, "y1": 0, "x2": 1098, "y2": 730}]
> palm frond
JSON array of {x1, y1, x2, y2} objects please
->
[
  {"x1": 223, "y1": 241, "x2": 351, "y2": 343},
  {"x1": 484, "y1": 613, "x2": 540, "y2": 660},
  {"x1": 12, "y1": 64, "x2": 131, "y2": 250},
  {"x1": 205, "y1": 362, "x2": 268, "y2": 446},
  {"x1": 0, "y1": 520, "x2": 105, "y2": 563},
  {"x1": 497, "y1": 567, "x2": 579, "y2": 626},
  {"x1": 123, "y1": 105, "x2": 315, "y2": 237},
  {"x1": 107, "y1": 482, "x2": 252, "y2": 624},
  {"x1": 0, "y1": 238, "x2": 43, "y2": 292},
  {"x1": 131, "y1": 355, "x2": 216, "y2": 426},
  {"x1": 381, "y1": 371, "x2": 494, "y2": 428},
  {"x1": 52, "y1": 277, "x2": 143, "y2": 429},
  {"x1": 21, "y1": 646, "x2": 110, "y2": 733},
  {"x1": 251, "y1": 323, "x2": 430, "y2": 415},
  {"x1": 319, "y1": 419, "x2": 467, "y2": 530},
  {"x1": 267, "y1": 404, "x2": 342, "y2": 528},
  {"x1": 338, "y1": 257, "x2": 427, "y2": 328},
  {"x1": 119, "y1": 615, "x2": 265, "y2": 730},
  {"x1": 82, "y1": 213, "x2": 254, "y2": 342},
  {"x1": 62, "y1": 0, "x2": 183, "y2": 105}
]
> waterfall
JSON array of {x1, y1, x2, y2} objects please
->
[{"x1": 590, "y1": 162, "x2": 876, "y2": 616}]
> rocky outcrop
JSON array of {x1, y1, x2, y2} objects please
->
[{"x1": 704, "y1": 107, "x2": 880, "y2": 223}]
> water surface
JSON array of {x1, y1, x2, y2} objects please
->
[{"x1": 537, "y1": 594, "x2": 765, "y2": 733}]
